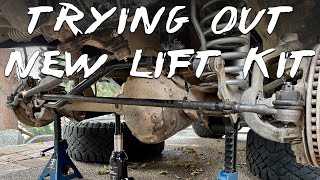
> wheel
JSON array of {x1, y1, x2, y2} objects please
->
[
  {"x1": 63, "y1": 118, "x2": 165, "y2": 164},
  {"x1": 192, "y1": 121, "x2": 224, "y2": 138},
  {"x1": 246, "y1": 130, "x2": 320, "y2": 180}
]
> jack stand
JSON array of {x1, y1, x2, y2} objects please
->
[
  {"x1": 38, "y1": 112, "x2": 83, "y2": 180},
  {"x1": 217, "y1": 120, "x2": 239, "y2": 180},
  {"x1": 109, "y1": 114, "x2": 134, "y2": 180}
]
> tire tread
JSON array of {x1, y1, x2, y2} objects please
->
[
  {"x1": 246, "y1": 130, "x2": 320, "y2": 180},
  {"x1": 63, "y1": 120, "x2": 164, "y2": 164}
]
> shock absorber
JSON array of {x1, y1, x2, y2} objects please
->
[{"x1": 191, "y1": 0, "x2": 250, "y2": 87}]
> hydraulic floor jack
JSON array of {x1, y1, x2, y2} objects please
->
[
  {"x1": 38, "y1": 112, "x2": 83, "y2": 180},
  {"x1": 109, "y1": 114, "x2": 134, "y2": 180},
  {"x1": 217, "y1": 120, "x2": 239, "y2": 180}
]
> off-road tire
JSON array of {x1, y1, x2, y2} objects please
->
[
  {"x1": 192, "y1": 122, "x2": 224, "y2": 138},
  {"x1": 246, "y1": 130, "x2": 320, "y2": 180},
  {"x1": 63, "y1": 120, "x2": 165, "y2": 164}
]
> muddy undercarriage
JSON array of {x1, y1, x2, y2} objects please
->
[{"x1": 2, "y1": 0, "x2": 320, "y2": 170}]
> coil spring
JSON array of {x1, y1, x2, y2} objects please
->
[
  {"x1": 191, "y1": 0, "x2": 250, "y2": 87},
  {"x1": 38, "y1": 47, "x2": 46, "y2": 79}
]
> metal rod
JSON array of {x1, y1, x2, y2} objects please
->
[
  {"x1": 54, "y1": 112, "x2": 62, "y2": 141},
  {"x1": 263, "y1": 76, "x2": 290, "y2": 92},
  {"x1": 42, "y1": 94, "x2": 278, "y2": 115},
  {"x1": 21, "y1": 78, "x2": 62, "y2": 98},
  {"x1": 114, "y1": 114, "x2": 123, "y2": 152},
  {"x1": 115, "y1": 114, "x2": 121, "y2": 135},
  {"x1": 68, "y1": 63, "x2": 134, "y2": 95},
  {"x1": 50, "y1": 62, "x2": 147, "y2": 108},
  {"x1": 234, "y1": 104, "x2": 278, "y2": 115},
  {"x1": 43, "y1": 94, "x2": 226, "y2": 111},
  {"x1": 53, "y1": 112, "x2": 62, "y2": 153}
]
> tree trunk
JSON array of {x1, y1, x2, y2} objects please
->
[{"x1": 0, "y1": 48, "x2": 18, "y2": 130}]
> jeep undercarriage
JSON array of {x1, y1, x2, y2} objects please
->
[{"x1": 2, "y1": 0, "x2": 320, "y2": 171}]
